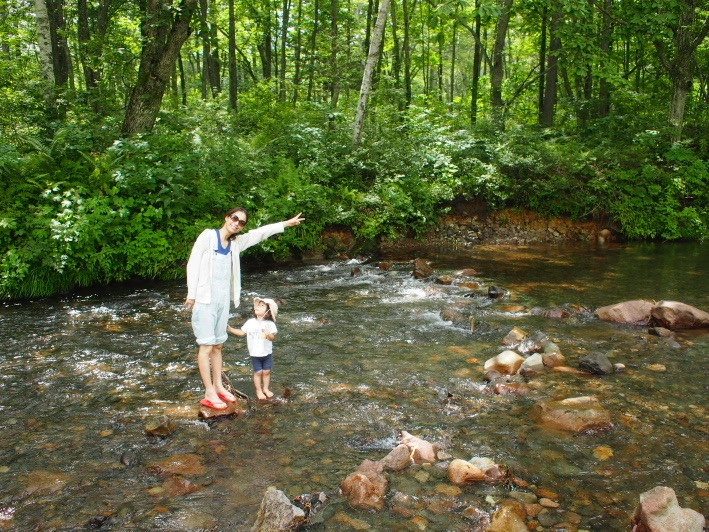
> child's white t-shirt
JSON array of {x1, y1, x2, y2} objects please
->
[{"x1": 241, "y1": 318, "x2": 277, "y2": 357}]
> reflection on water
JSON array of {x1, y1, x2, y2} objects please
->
[{"x1": 0, "y1": 242, "x2": 707, "y2": 530}]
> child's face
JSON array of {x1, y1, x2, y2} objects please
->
[{"x1": 254, "y1": 300, "x2": 269, "y2": 318}]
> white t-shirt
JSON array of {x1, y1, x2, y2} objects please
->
[{"x1": 241, "y1": 318, "x2": 277, "y2": 357}]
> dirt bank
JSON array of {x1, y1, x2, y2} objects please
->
[{"x1": 318, "y1": 205, "x2": 614, "y2": 260}]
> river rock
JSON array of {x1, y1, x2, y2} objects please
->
[
  {"x1": 399, "y1": 431, "x2": 437, "y2": 464},
  {"x1": 488, "y1": 499, "x2": 528, "y2": 532},
  {"x1": 650, "y1": 301, "x2": 709, "y2": 330},
  {"x1": 380, "y1": 443, "x2": 412, "y2": 471},
  {"x1": 23, "y1": 470, "x2": 69, "y2": 496},
  {"x1": 340, "y1": 460, "x2": 388, "y2": 511},
  {"x1": 199, "y1": 394, "x2": 249, "y2": 419},
  {"x1": 494, "y1": 382, "x2": 530, "y2": 396},
  {"x1": 502, "y1": 327, "x2": 527, "y2": 346},
  {"x1": 519, "y1": 353, "x2": 545, "y2": 375},
  {"x1": 162, "y1": 475, "x2": 201, "y2": 497},
  {"x1": 488, "y1": 285, "x2": 506, "y2": 298},
  {"x1": 413, "y1": 258, "x2": 434, "y2": 279},
  {"x1": 251, "y1": 487, "x2": 306, "y2": 532},
  {"x1": 448, "y1": 457, "x2": 504, "y2": 485},
  {"x1": 595, "y1": 300, "x2": 654, "y2": 326},
  {"x1": 145, "y1": 415, "x2": 177, "y2": 437},
  {"x1": 541, "y1": 307, "x2": 572, "y2": 319},
  {"x1": 533, "y1": 396, "x2": 613, "y2": 433},
  {"x1": 631, "y1": 486, "x2": 705, "y2": 532},
  {"x1": 484, "y1": 350, "x2": 525, "y2": 375},
  {"x1": 578, "y1": 353, "x2": 614, "y2": 375},
  {"x1": 448, "y1": 458, "x2": 487, "y2": 485},
  {"x1": 147, "y1": 453, "x2": 206, "y2": 476},
  {"x1": 542, "y1": 351, "x2": 567, "y2": 368},
  {"x1": 649, "y1": 326, "x2": 674, "y2": 337}
]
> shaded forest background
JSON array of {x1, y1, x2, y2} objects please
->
[{"x1": 0, "y1": 0, "x2": 707, "y2": 300}]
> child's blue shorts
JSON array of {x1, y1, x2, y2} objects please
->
[{"x1": 251, "y1": 354, "x2": 273, "y2": 372}]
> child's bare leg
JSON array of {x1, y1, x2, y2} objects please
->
[
  {"x1": 262, "y1": 370, "x2": 274, "y2": 398},
  {"x1": 253, "y1": 371, "x2": 267, "y2": 400}
]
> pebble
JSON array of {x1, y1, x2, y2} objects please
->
[{"x1": 540, "y1": 497, "x2": 560, "y2": 508}]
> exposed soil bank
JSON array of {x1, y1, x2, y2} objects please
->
[{"x1": 317, "y1": 204, "x2": 613, "y2": 260}]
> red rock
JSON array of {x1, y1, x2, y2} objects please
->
[
  {"x1": 650, "y1": 301, "x2": 709, "y2": 330},
  {"x1": 594, "y1": 300, "x2": 654, "y2": 326}
]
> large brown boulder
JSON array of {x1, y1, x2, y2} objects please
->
[
  {"x1": 594, "y1": 300, "x2": 654, "y2": 326},
  {"x1": 340, "y1": 460, "x2": 388, "y2": 511},
  {"x1": 650, "y1": 301, "x2": 709, "y2": 330},
  {"x1": 533, "y1": 396, "x2": 613, "y2": 433},
  {"x1": 631, "y1": 486, "x2": 705, "y2": 532}
]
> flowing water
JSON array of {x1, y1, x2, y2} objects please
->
[{"x1": 0, "y1": 242, "x2": 707, "y2": 531}]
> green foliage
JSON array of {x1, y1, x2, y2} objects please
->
[{"x1": 2, "y1": 95, "x2": 707, "y2": 300}]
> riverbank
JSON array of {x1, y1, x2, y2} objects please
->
[{"x1": 317, "y1": 205, "x2": 613, "y2": 260}]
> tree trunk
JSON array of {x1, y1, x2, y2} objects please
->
[
  {"x1": 540, "y1": 3, "x2": 560, "y2": 128},
  {"x1": 537, "y1": 5, "x2": 546, "y2": 124},
  {"x1": 449, "y1": 11, "x2": 457, "y2": 103},
  {"x1": 329, "y1": 0, "x2": 339, "y2": 106},
  {"x1": 34, "y1": 0, "x2": 71, "y2": 117},
  {"x1": 654, "y1": 0, "x2": 709, "y2": 140},
  {"x1": 228, "y1": 0, "x2": 238, "y2": 109},
  {"x1": 35, "y1": 0, "x2": 55, "y2": 85},
  {"x1": 279, "y1": 0, "x2": 290, "y2": 101},
  {"x1": 121, "y1": 0, "x2": 198, "y2": 136},
  {"x1": 470, "y1": 0, "x2": 482, "y2": 123},
  {"x1": 353, "y1": 0, "x2": 390, "y2": 145},
  {"x1": 292, "y1": 0, "x2": 303, "y2": 104},
  {"x1": 307, "y1": 0, "x2": 319, "y2": 100},
  {"x1": 77, "y1": 0, "x2": 99, "y2": 92},
  {"x1": 597, "y1": 0, "x2": 613, "y2": 118},
  {"x1": 402, "y1": 0, "x2": 412, "y2": 106},
  {"x1": 490, "y1": 0, "x2": 513, "y2": 129}
]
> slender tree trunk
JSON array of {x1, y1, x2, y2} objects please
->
[
  {"x1": 259, "y1": 0, "x2": 273, "y2": 78},
  {"x1": 402, "y1": 0, "x2": 412, "y2": 106},
  {"x1": 199, "y1": 0, "x2": 211, "y2": 98},
  {"x1": 179, "y1": 53, "x2": 187, "y2": 105},
  {"x1": 353, "y1": 0, "x2": 390, "y2": 145},
  {"x1": 307, "y1": 0, "x2": 319, "y2": 100},
  {"x1": 490, "y1": 0, "x2": 513, "y2": 129},
  {"x1": 449, "y1": 11, "x2": 457, "y2": 103},
  {"x1": 470, "y1": 0, "x2": 481, "y2": 123},
  {"x1": 228, "y1": 0, "x2": 238, "y2": 109},
  {"x1": 35, "y1": 0, "x2": 71, "y2": 118},
  {"x1": 77, "y1": 0, "x2": 99, "y2": 93},
  {"x1": 597, "y1": 0, "x2": 612, "y2": 117},
  {"x1": 391, "y1": 0, "x2": 401, "y2": 94},
  {"x1": 292, "y1": 0, "x2": 303, "y2": 104},
  {"x1": 330, "y1": 0, "x2": 339, "y2": 106},
  {"x1": 540, "y1": 4, "x2": 560, "y2": 127},
  {"x1": 537, "y1": 5, "x2": 546, "y2": 124},
  {"x1": 121, "y1": 0, "x2": 198, "y2": 136},
  {"x1": 35, "y1": 0, "x2": 55, "y2": 85},
  {"x1": 279, "y1": 0, "x2": 290, "y2": 101}
]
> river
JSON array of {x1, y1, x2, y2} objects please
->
[{"x1": 0, "y1": 241, "x2": 707, "y2": 530}]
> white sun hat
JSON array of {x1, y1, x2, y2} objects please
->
[{"x1": 254, "y1": 297, "x2": 278, "y2": 321}]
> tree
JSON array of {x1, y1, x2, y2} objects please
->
[
  {"x1": 490, "y1": 0, "x2": 513, "y2": 129},
  {"x1": 121, "y1": 0, "x2": 198, "y2": 136},
  {"x1": 353, "y1": 0, "x2": 391, "y2": 145},
  {"x1": 654, "y1": 0, "x2": 709, "y2": 139}
]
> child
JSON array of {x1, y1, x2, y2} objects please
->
[{"x1": 228, "y1": 297, "x2": 279, "y2": 400}]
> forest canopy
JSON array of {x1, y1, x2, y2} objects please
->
[{"x1": 0, "y1": 0, "x2": 708, "y2": 299}]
